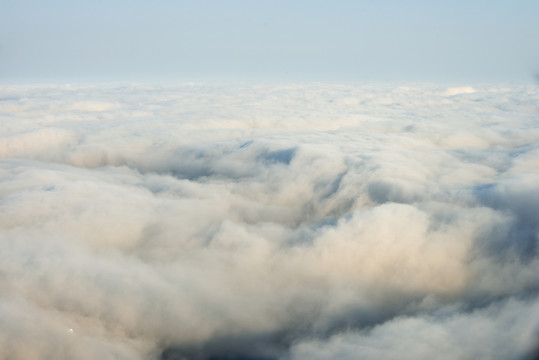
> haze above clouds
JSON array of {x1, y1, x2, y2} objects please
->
[
  {"x1": 1, "y1": 0, "x2": 539, "y2": 83},
  {"x1": 1, "y1": 83, "x2": 538, "y2": 359}
]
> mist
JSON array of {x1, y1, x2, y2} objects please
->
[{"x1": 0, "y1": 83, "x2": 538, "y2": 360}]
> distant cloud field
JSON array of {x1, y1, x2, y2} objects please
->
[{"x1": 0, "y1": 83, "x2": 538, "y2": 359}]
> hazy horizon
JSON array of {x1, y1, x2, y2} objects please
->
[{"x1": 2, "y1": 0, "x2": 539, "y2": 84}]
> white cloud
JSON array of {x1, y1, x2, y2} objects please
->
[
  {"x1": 443, "y1": 86, "x2": 477, "y2": 96},
  {"x1": 289, "y1": 298, "x2": 539, "y2": 360},
  {"x1": 0, "y1": 83, "x2": 538, "y2": 359}
]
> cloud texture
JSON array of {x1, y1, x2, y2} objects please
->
[{"x1": 0, "y1": 83, "x2": 538, "y2": 359}]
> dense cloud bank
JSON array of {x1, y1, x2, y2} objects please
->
[{"x1": 0, "y1": 83, "x2": 538, "y2": 359}]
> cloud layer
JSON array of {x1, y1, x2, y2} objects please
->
[{"x1": 1, "y1": 83, "x2": 538, "y2": 359}]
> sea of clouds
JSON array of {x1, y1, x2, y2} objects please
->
[{"x1": 0, "y1": 83, "x2": 538, "y2": 360}]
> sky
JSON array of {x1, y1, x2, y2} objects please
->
[{"x1": 1, "y1": 0, "x2": 539, "y2": 84}]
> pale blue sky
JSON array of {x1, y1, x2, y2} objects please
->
[{"x1": 1, "y1": 0, "x2": 538, "y2": 83}]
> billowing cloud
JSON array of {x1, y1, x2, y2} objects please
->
[
  {"x1": 289, "y1": 298, "x2": 539, "y2": 360},
  {"x1": 0, "y1": 83, "x2": 538, "y2": 359}
]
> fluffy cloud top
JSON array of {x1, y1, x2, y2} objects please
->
[{"x1": 0, "y1": 83, "x2": 538, "y2": 360}]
